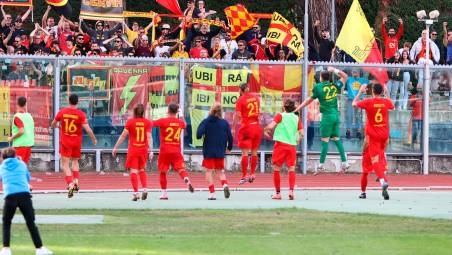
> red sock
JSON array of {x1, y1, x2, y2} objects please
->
[
  {"x1": 159, "y1": 172, "x2": 167, "y2": 189},
  {"x1": 208, "y1": 185, "x2": 215, "y2": 193},
  {"x1": 361, "y1": 172, "x2": 368, "y2": 192},
  {"x1": 250, "y1": 155, "x2": 258, "y2": 175},
  {"x1": 139, "y1": 171, "x2": 147, "y2": 189},
  {"x1": 273, "y1": 171, "x2": 281, "y2": 193},
  {"x1": 130, "y1": 172, "x2": 139, "y2": 192},
  {"x1": 241, "y1": 156, "x2": 249, "y2": 178},
  {"x1": 73, "y1": 171, "x2": 80, "y2": 179},
  {"x1": 220, "y1": 180, "x2": 228, "y2": 186},
  {"x1": 178, "y1": 169, "x2": 188, "y2": 180},
  {"x1": 64, "y1": 175, "x2": 73, "y2": 185},
  {"x1": 289, "y1": 171, "x2": 296, "y2": 190}
]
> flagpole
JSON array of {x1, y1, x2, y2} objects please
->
[{"x1": 302, "y1": 0, "x2": 309, "y2": 175}]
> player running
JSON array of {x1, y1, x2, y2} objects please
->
[
  {"x1": 353, "y1": 84, "x2": 394, "y2": 200},
  {"x1": 8, "y1": 97, "x2": 34, "y2": 165},
  {"x1": 51, "y1": 94, "x2": 97, "y2": 198},
  {"x1": 153, "y1": 103, "x2": 194, "y2": 200},
  {"x1": 264, "y1": 99, "x2": 303, "y2": 200},
  {"x1": 232, "y1": 84, "x2": 261, "y2": 184},
  {"x1": 112, "y1": 104, "x2": 152, "y2": 201},
  {"x1": 196, "y1": 103, "x2": 233, "y2": 200},
  {"x1": 295, "y1": 67, "x2": 350, "y2": 174}
]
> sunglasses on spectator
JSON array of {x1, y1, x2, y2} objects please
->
[
  {"x1": 238, "y1": 44, "x2": 244, "y2": 46},
  {"x1": 15, "y1": 20, "x2": 23, "y2": 23},
  {"x1": 77, "y1": 37, "x2": 84, "y2": 40},
  {"x1": 431, "y1": 33, "x2": 437, "y2": 36}
]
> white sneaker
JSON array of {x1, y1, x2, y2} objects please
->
[
  {"x1": 0, "y1": 247, "x2": 12, "y2": 255},
  {"x1": 36, "y1": 246, "x2": 53, "y2": 255}
]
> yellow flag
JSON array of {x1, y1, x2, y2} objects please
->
[{"x1": 335, "y1": 0, "x2": 375, "y2": 62}]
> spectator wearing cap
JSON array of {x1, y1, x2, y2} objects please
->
[
  {"x1": 158, "y1": 23, "x2": 182, "y2": 44},
  {"x1": 42, "y1": 6, "x2": 59, "y2": 37},
  {"x1": 134, "y1": 34, "x2": 153, "y2": 57},
  {"x1": 231, "y1": 40, "x2": 254, "y2": 60},
  {"x1": 61, "y1": 35, "x2": 75, "y2": 55},
  {"x1": 29, "y1": 23, "x2": 50, "y2": 55},
  {"x1": 189, "y1": 37, "x2": 207, "y2": 58},
  {"x1": 444, "y1": 22, "x2": 452, "y2": 65},
  {"x1": 193, "y1": 0, "x2": 217, "y2": 19},
  {"x1": 124, "y1": 20, "x2": 153, "y2": 44},
  {"x1": 219, "y1": 32, "x2": 238, "y2": 60},
  {"x1": 313, "y1": 20, "x2": 335, "y2": 61},
  {"x1": 80, "y1": 18, "x2": 121, "y2": 47}
]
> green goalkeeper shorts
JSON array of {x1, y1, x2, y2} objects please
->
[{"x1": 320, "y1": 113, "x2": 341, "y2": 138}]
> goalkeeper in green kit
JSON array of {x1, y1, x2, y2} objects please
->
[{"x1": 295, "y1": 67, "x2": 350, "y2": 174}]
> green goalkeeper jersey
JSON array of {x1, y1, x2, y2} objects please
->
[{"x1": 311, "y1": 81, "x2": 343, "y2": 114}]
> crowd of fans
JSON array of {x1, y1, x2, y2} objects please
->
[{"x1": 0, "y1": 1, "x2": 451, "y2": 64}]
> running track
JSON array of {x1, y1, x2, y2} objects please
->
[{"x1": 4, "y1": 172, "x2": 452, "y2": 191}]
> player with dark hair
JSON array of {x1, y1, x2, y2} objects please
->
[
  {"x1": 233, "y1": 83, "x2": 262, "y2": 184},
  {"x1": 264, "y1": 99, "x2": 303, "y2": 200},
  {"x1": 153, "y1": 102, "x2": 194, "y2": 199},
  {"x1": 295, "y1": 67, "x2": 350, "y2": 174},
  {"x1": 8, "y1": 97, "x2": 34, "y2": 165},
  {"x1": 196, "y1": 103, "x2": 233, "y2": 200},
  {"x1": 353, "y1": 83, "x2": 394, "y2": 200},
  {"x1": 51, "y1": 94, "x2": 97, "y2": 198},
  {"x1": 112, "y1": 104, "x2": 153, "y2": 201}
]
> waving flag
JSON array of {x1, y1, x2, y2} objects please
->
[
  {"x1": 156, "y1": 0, "x2": 183, "y2": 16},
  {"x1": 46, "y1": 0, "x2": 71, "y2": 16},
  {"x1": 336, "y1": 0, "x2": 388, "y2": 85},
  {"x1": 224, "y1": 4, "x2": 255, "y2": 39},
  {"x1": 266, "y1": 12, "x2": 304, "y2": 58}
]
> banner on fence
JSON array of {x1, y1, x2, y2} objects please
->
[
  {"x1": 67, "y1": 65, "x2": 111, "y2": 101},
  {"x1": 149, "y1": 66, "x2": 179, "y2": 120},
  {"x1": 111, "y1": 66, "x2": 149, "y2": 125},
  {"x1": 0, "y1": 0, "x2": 32, "y2": 6},
  {"x1": 80, "y1": 0, "x2": 124, "y2": 21}
]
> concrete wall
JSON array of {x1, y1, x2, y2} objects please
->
[{"x1": 28, "y1": 152, "x2": 448, "y2": 174}]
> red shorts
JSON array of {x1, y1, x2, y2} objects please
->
[
  {"x1": 15, "y1": 146, "x2": 31, "y2": 164},
  {"x1": 362, "y1": 135, "x2": 388, "y2": 174},
  {"x1": 238, "y1": 123, "x2": 262, "y2": 150},
  {"x1": 202, "y1": 158, "x2": 225, "y2": 170},
  {"x1": 125, "y1": 153, "x2": 148, "y2": 169},
  {"x1": 158, "y1": 152, "x2": 185, "y2": 172},
  {"x1": 60, "y1": 143, "x2": 81, "y2": 158},
  {"x1": 272, "y1": 142, "x2": 297, "y2": 167},
  {"x1": 367, "y1": 135, "x2": 387, "y2": 158}
]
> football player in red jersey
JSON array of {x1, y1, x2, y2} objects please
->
[
  {"x1": 153, "y1": 103, "x2": 194, "y2": 199},
  {"x1": 353, "y1": 84, "x2": 394, "y2": 200},
  {"x1": 112, "y1": 104, "x2": 153, "y2": 201},
  {"x1": 51, "y1": 94, "x2": 97, "y2": 198},
  {"x1": 232, "y1": 84, "x2": 262, "y2": 184}
]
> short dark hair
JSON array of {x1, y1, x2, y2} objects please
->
[
  {"x1": 283, "y1": 99, "x2": 296, "y2": 112},
  {"x1": 1, "y1": 147, "x2": 16, "y2": 160},
  {"x1": 320, "y1": 70, "x2": 330, "y2": 81},
  {"x1": 168, "y1": 102, "x2": 179, "y2": 114},
  {"x1": 240, "y1": 83, "x2": 248, "y2": 92},
  {"x1": 69, "y1": 94, "x2": 79, "y2": 105},
  {"x1": 17, "y1": 96, "x2": 26, "y2": 107},
  {"x1": 134, "y1": 104, "x2": 145, "y2": 118},
  {"x1": 373, "y1": 83, "x2": 383, "y2": 95}
]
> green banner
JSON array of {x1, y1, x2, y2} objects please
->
[
  {"x1": 222, "y1": 69, "x2": 248, "y2": 86},
  {"x1": 221, "y1": 92, "x2": 240, "y2": 108},
  {"x1": 192, "y1": 88, "x2": 216, "y2": 107},
  {"x1": 190, "y1": 108, "x2": 209, "y2": 147},
  {"x1": 193, "y1": 66, "x2": 216, "y2": 86}
]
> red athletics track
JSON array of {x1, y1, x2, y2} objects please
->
[{"x1": 2, "y1": 172, "x2": 452, "y2": 191}]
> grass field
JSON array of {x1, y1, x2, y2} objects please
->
[{"x1": 4, "y1": 209, "x2": 452, "y2": 255}]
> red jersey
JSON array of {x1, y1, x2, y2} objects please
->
[
  {"x1": 356, "y1": 97, "x2": 394, "y2": 138},
  {"x1": 54, "y1": 107, "x2": 87, "y2": 147},
  {"x1": 235, "y1": 93, "x2": 260, "y2": 125},
  {"x1": 125, "y1": 118, "x2": 152, "y2": 154},
  {"x1": 409, "y1": 95, "x2": 423, "y2": 120},
  {"x1": 382, "y1": 22, "x2": 404, "y2": 60},
  {"x1": 153, "y1": 117, "x2": 186, "y2": 153}
]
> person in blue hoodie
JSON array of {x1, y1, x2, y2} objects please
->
[
  {"x1": 196, "y1": 103, "x2": 233, "y2": 200},
  {"x1": 0, "y1": 147, "x2": 53, "y2": 255}
]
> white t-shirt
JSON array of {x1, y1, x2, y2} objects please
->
[
  {"x1": 220, "y1": 39, "x2": 238, "y2": 60},
  {"x1": 154, "y1": 45, "x2": 170, "y2": 58}
]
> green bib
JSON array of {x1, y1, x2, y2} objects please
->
[
  {"x1": 12, "y1": 112, "x2": 35, "y2": 147},
  {"x1": 273, "y1": 112, "x2": 299, "y2": 145}
]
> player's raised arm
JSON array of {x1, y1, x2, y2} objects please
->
[
  {"x1": 112, "y1": 129, "x2": 129, "y2": 157},
  {"x1": 327, "y1": 66, "x2": 348, "y2": 85},
  {"x1": 353, "y1": 85, "x2": 367, "y2": 107},
  {"x1": 294, "y1": 97, "x2": 314, "y2": 112},
  {"x1": 82, "y1": 123, "x2": 97, "y2": 145}
]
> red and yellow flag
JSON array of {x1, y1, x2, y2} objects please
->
[
  {"x1": 224, "y1": 4, "x2": 255, "y2": 39},
  {"x1": 266, "y1": 12, "x2": 304, "y2": 58},
  {"x1": 336, "y1": 0, "x2": 388, "y2": 85}
]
